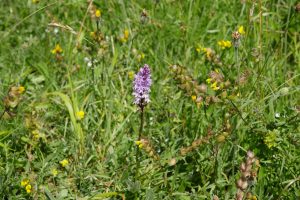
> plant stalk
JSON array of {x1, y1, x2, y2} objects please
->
[{"x1": 135, "y1": 106, "x2": 144, "y2": 177}]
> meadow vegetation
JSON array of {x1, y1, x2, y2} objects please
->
[{"x1": 0, "y1": 0, "x2": 299, "y2": 199}]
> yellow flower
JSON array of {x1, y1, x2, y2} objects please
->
[
  {"x1": 204, "y1": 48, "x2": 213, "y2": 59},
  {"x1": 206, "y1": 78, "x2": 212, "y2": 84},
  {"x1": 252, "y1": 196, "x2": 257, "y2": 200},
  {"x1": 137, "y1": 53, "x2": 145, "y2": 62},
  {"x1": 135, "y1": 140, "x2": 143, "y2": 148},
  {"x1": 95, "y1": 9, "x2": 101, "y2": 18},
  {"x1": 128, "y1": 71, "x2": 135, "y2": 80},
  {"x1": 60, "y1": 159, "x2": 69, "y2": 167},
  {"x1": 218, "y1": 40, "x2": 232, "y2": 49},
  {"x1": 32, "y1": 0, "x2": 39, "y2": 3},
  {"x1": 18, "y1": 86, "x2": 25, "y2": 94},
  {"x1": 238, "y1": 26, "x2": 245, "y2": 35},
  {"x1": 90, "y1": 31, "x2": 96, "y2": 39},
  {"x1": 76, "y1": 110, "x2": 85, "y2": 120},
  {"x1": 51, "y1": 44, "x2": 63, "y2": 54},
  {"x1": 196, "y1": 46, "x2": 202, "y2": 53},
  {"x1": 21, "y1": 179, "x2": 29, "y2": 187},
  {"x1": 120, "y1": 29, "x2": 130, "y2": 43},
  {"x1": 25, "y1": 184, "x2": 32, "y2": 193},
  {"x1": 211, "y1": 82, "x2": 219, "y2": 91},
  {"x1": 217, "y1": 40, "x2": 224, "y2": 48},
  {"x1": 124, "y1": 29, "x2": 129, "y2": 40},
  {"x1": 224, "y1": 40, "x2": 232, "y2": 48},
  {"x1": 51, "y1": 168, "x2": 58, "y2": 176},
  {"x1": 191, "y1": 95, "x2": 197, "y2": 101},
  {"x1": 196, "y1": 45, "x2": 206, "y2": 53},
  {"x1": 32, "y1": 130, "x2": 40, "y2": 140}
]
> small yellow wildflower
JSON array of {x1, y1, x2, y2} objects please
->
[
  {"x1": 76, "y1": 110, "x2": 85, "y2": 120},
  {"x1": 51, "y1": 168, "x2": 58, "y2": 177},
  {"x1": 135, "y1": 140, "x2": 141, "y2": 145},
  {"x1": 225, "y1": 40, "x2": 232, "y2": 48},
  {"x1": 128, "y1": 71, "x2": 135, "y2": 80},
  {"x1": 90, "y1": 31, "x2": 96, "y2": 39},
  {"x1": 204, "y1": 48, "x2": 213, "y2": 59},
  {"x1": 25, "y1": 184, "x2": 32, "y2": 193},
  {"x1": 32, "y1": 0, "x2": 39, "y2": 3},
  {"x1": 246, "y1": 193, "x2": 257, "y2": 200},
  {"x1": 206, "y1": 78, "x2": 212, "y2": 84},
  {"x1": 120, "y1": 29, "x2": 129, "y2": 43},
  {"x1": 124, "y1": 29, "x2": 129, "y2": 40},
  {"x1": 137, "y1": 53, "x2": 145, "y2": 62},
  {"x1": 31, "y1": 130, "x2": 40, "y2": 140},
  {"x1": 191, "y1": 95, "x2": 197, "y2": 101},
  {"x1": 21, "y1": 179, "x2": 29, "y2": 187},
  {"x1": 135, "y1": 140, "x2": 143, "y2": 148},
  {"x1": 217, "y1": 41, "x2": 223, "y2": 47},
  {"x1": 60, "y1": 159, "x2": 69, "y2": 168},
  {"x1": 51, "y1": 44, "x2": 63, "y2": 54},
  {"x1": 18, "y1": 86, "x2": 25, "y2": 94},
  {"x1": 95, "y1": 9, "x2": 101, "y2": 18},
  {"x1": 211, "y1": 82, "x2": 219, "y2": 91},
  {"x1": 238, "y1": 26, "x2": 246, "y2": 35},
  {"x1": 217, "y1": 40, "x2": 232, "y2": 49},
  {"x1": 196, "y1": 45, "x2": 206, "y2": 53}
]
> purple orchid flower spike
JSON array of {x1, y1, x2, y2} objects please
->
[{"x1": 133, "y1": 64, "x2": 152, "y2": 109}]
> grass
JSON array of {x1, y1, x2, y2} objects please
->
[{"x1": 0, "y1": 0, "x2": 299, "y2": 199}]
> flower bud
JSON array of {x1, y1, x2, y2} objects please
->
[
  {"x1": 196, "y1": 96, "x2": 203, "y2": 104},
  {"x1": 198, "y1": 83, "x2": 207, "y2": 93},
  {"x1": 279, "y1": 87, "x2": 289, "y2": 95},
  {"x1": 241, "y1": 180, "x2": 248, "y2": 190},
  {"x1": 247, "y1": 151, "x2": 255, "y2": 159},
  {"x1": 213, "y1": 195, "x2": 219, "y2": 200},
  {"x1": 224, "y1": 80, "x2": 231, "y2": 88},
  {"x1": 240, "y1": 162, "x2": 246, "y2": 172},
  {"x1": 169, "y1": 158, "x2": 176, "y2": 166},
  {"x1": 217, "y1": 135, "x2": 226, "y2": 143},
  {"x1": 236, "y1": 191, "x2": 244, "y2": 200},
  {"x1": 237, "y1": 179, "x2": 244, "y2": 189}
]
